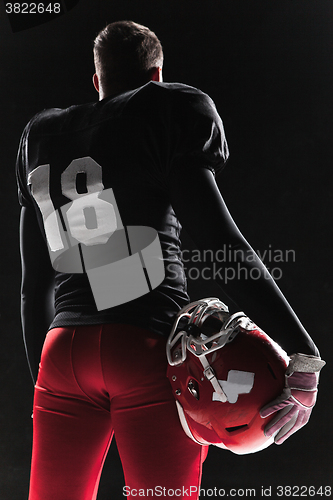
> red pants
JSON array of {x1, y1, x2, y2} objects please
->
[{"x1": 29, "y1": 324, "x2": 208, "y2": 500}]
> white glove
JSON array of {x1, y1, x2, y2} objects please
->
[{"x1": 260, "y1": 353, "x2": 325, "y2": 444}]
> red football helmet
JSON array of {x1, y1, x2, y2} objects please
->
[{"x1": 166, "y1": 298, "x2": 289, "y2": 454}]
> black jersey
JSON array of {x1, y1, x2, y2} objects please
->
[{"x1": 16, "y1": 82, "x2": 229, "y2": 336}]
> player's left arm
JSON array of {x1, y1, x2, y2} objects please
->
[{"x1": 20, "y1": 206, "x2": 55, "y2": 384}]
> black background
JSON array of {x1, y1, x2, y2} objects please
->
[{"x1": 0, "y1": 0, "x2": 332, "y2": 498}]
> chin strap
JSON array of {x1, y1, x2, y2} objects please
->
[{"x1": 199, "y1": 355, "x2": 228, "y2": 403}]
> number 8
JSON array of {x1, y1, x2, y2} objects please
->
[{"x1": 61, "y1": 158, "x2": 117, "y2": 246}]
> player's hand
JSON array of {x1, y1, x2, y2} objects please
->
[{"x1": 260, "y1": 353, "x2": 325, "y2": 445}]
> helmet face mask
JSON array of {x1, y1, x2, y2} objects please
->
[{"x1": 166, "y1": 298, "x2": 289, "y2": 455}]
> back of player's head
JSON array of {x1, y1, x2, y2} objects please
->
[{"x1": 93, "y1": 20, "x2": 163, "y2": 94}]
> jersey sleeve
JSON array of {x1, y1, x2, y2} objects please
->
[
  {"x1": 16, "y1": 121, "x2": 34, "y2": 207},
  {"x1": 167, "y1": 87, "x2": 229, "y2": 177}
]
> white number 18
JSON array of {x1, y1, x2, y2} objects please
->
[{"x1": 28, "y1": 156, "x2": 117, "y2": 252}]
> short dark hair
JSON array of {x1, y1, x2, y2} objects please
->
[{"x1": 93, "y1": 21, "x2": 163, "y2": 93}]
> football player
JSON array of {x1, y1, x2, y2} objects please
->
[{"x1": 17, "y1": 21, "x2": 324, "y2": 500}]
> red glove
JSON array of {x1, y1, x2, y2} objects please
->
[{"x1": 260, "y1": 353, "x2": 325, "y2": 444}]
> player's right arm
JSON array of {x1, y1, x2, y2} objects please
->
[
  {"x1": 164, "y1": 86, "x2": 319, "y2": 357},
  {"x1": 165, "y1": 86, "x2": 323, "y2": 445},
  {"x1": 168, "y1": 165, "x2": 319, "y2": 357}
]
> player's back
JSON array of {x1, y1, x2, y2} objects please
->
[{"x1": 17, "y1": 81, "x2": 227, "y2": 336}]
